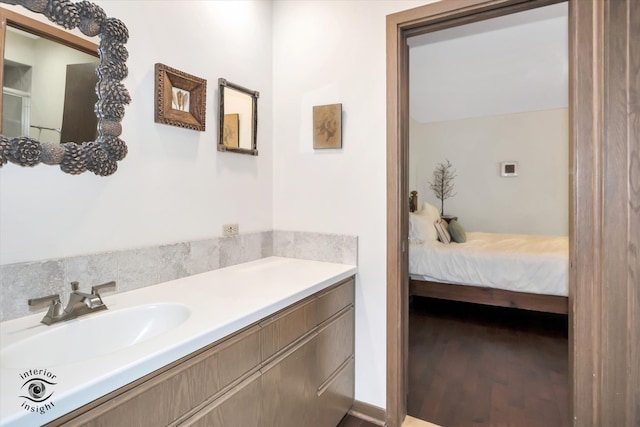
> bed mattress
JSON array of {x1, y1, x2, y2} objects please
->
[{"x1": 409, "y1": 231, "x2": 569, "y2": 296}]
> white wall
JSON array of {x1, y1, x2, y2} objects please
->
[
  {"x1": 272, "y1": 0, "x2": 433, "y2": 409},
  {"x1": 1, "y1": 0, "x2": 436, "y2": 412},
  {"x1": 408, "y1": 3, "x2": 568, "y2": 123},
  {"x1": 0, "y1": 1, "x2": 274, "y2": 265},
  {"x1": 410, "y1": 109, "x2": 569, "y2": 236}
]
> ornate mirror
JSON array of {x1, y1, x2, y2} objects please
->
[
  {"x1": 0, "y1": 0, "x2": 130, "y2": 176},
  {"x1": 218, "y1": 78, "x2": 258, "y2": 156}
]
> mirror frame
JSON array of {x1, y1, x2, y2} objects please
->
[
  {"x1": 217, "y1": 78, "x2": 258, "y2": 156},
  {"x1": 0, "y1": 1, "x2": 130, "y2": 176}
]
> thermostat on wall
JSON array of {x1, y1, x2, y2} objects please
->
[{"x1": 501, "y1": 161, "x2": 518, "y2": 177}]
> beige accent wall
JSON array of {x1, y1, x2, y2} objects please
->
[{"x1": 410, "y1": 108, "x2": 568, "y2": 236}]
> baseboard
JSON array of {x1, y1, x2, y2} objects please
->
[{"x1": 348, "y1": 400, "x2": 386, "y2": 426}]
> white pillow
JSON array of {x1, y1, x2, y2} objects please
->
[
  {"x1": 409, "y1": 212, "x2": 438, "y2": 242},
  {"x1": 420, "y1": 202, "x2": 441, "y2": 223},
  {"x1": 434, "y1": 218, "x2": 451, "y2": 244}
]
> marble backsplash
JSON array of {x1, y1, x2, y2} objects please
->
[{"x1": 0, "y1": 230, "x2": 358, "y2": 321}]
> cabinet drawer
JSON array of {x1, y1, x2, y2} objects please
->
[
  {"x1": 317, "y1": 358, "x2": 355, "y2": 427},
  {"x1": 179, "y1": 372, "x2": 261, "y2": 427},
  {"x1": 260, "y1": 297, "x2": 317, "y2": 361},
  {"x1": 317, "y1": 306, "x2": 354, "y2": 385},
  {"x1": 60, "y1": 326, "x2": 261, "y2": 427},
  {"x1": 261, "y1": 334, "x2": 318, "y2": 427},
  {"x1": 317, "y1": 277, "x2": 354, "y2": 325}
]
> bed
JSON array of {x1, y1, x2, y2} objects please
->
[{"x1": 408, "y1": 193, "x2": 569, "y2": 314}]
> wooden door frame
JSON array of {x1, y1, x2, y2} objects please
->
[{"x1": 387, "y1": 0, "x2": 618, "y2": 426}]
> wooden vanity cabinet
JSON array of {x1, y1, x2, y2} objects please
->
[
  {"x1": 259, "y1": 276, "x2": 355, "y2": 427},
  {"x1": 316, "y1": 281, "x2": 355, "y2": 427},
  {"x1": 48, "y1": 276, "x2": 355, "y2": 427},
  {"x1": 318, "y1": 358, "x2": 355, "y2": 427},
  {"x1": 180, "y1": 372, "x2": 262, "y2": 427},
  {"x1": 261, "y1": 334, "x2": 318, "y2": 427},
  {"x1": 260, "y1": 296, "x2": 317, "y2": 362},
  {"x1": 51, "y1": 325, "x2": 262, "y2": 427},
  {"x1": 188, "y1": 274, "x2": 356, "y2": 427}
]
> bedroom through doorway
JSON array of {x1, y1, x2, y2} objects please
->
[
  {"x1": 389, "y1": 0, "x2": 639, "y2": 425},
  {"x1": 405, "y1": 2, "x2": 569, "y2": 426}
]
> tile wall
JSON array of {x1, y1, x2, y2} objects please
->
[{"x1": 0, "y1": 230, "x2": 358, "y2": 321}]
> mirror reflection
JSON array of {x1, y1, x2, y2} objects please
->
[
  {"x1": 218, "y1": 78, "x2": 258, "y2": 156},
  {"x1": 3, "y1": 24, "x2": 99, "y2": 143}
]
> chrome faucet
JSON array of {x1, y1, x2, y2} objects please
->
[{"x1": 28, "y1": 281, "x2": 116, "y2": 325}]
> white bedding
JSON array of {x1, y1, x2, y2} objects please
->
[{"x1": 409, "y1": 231, "x2": 569, "y2": 296}]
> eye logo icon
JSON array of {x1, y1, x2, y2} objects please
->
[
  {"x1": 20, "y1": 378, "x2": 55, "y2": 403},
  {"x1": 18, "y1": 369, "x2": 58, "y2": 414},
  {"x1": 26, "y1": 380, "x2": 49, "y2": 401}
]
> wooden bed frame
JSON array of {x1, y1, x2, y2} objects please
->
[
  {"x1": 410, "y1": 279, "x2": 568, "y2": 315},
  {"x1": 408, "y1": 190, "x2": 568, "y2": 315}
]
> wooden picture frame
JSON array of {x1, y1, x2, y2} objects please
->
[
  {"x1": 154, "y1": 63, "x2": 206, "y2": 131},
  {"x1": 313, "y1": 103, "x2": 342, "y2": 149}
]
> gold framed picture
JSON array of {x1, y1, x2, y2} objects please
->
[
  {"x1": 313, "y1": 103, "x2": 342, "y2": 149},
  {"x1": 223, "y1": 113, "x2": 240, "y2": 148},
  {"x1": 154, "y1": 63, "x2": 206, "y2": 131}
]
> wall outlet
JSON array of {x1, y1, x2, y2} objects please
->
[{"x1": 223, "y1": 223, "x2": 239, "y2": 236}]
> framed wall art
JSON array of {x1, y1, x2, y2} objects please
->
[
  {"x1": 154, "y1": 63, "x2": 207, "y2": 131},
  {"x1": 313, "y1": 103, "x2": 342, "y2": 149},
  {"x1": 223, "y1": 113, "x2": 240, "y2": 148}
]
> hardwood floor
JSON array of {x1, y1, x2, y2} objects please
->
[{"x1": 408, "y1": 296, "x2": 569, "y2": 427}]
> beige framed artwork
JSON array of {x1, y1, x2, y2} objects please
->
[
  {"x1": 313, "y1": 103, "x2": 342, "y2": 149},
  {"x1": 154, "y1": 63, "x2": 207, "y2": 131},
  {"x1": 223, "y1": 113, "x2": 240, "y2": 148}
]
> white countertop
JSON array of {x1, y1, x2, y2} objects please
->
[{"x1": 0, "y1": 256, "x2": 357, "y2": 427}]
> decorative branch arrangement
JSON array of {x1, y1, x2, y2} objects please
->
[{"x1": 428, "y1": 159, "x2": 457, "y2": 216}]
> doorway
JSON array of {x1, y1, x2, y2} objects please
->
[
  {"x1": 387, "y1": 0, "x2": 639, "y2": 426},
  {"x1": 405, "y1": 3, "x2": 569, "y2": 425}
]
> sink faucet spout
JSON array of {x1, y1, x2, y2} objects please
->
[{"x1": 65, "y1": 291, "x2": 106, "y2": 314}]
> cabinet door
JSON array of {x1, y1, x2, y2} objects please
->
[
  {"x1": 55, "y1": 326, "x2": 261, "y2": 427},
  {"x1": 317, "y1": 277, "x2": 354, "y2": 325},
  {"x1": 317, "y1": 358, "x2": 355, "y2": 427},
  {"x1": 261, "y1": 334, "x2": 318, "y2": 427},
  {"x1": 179, "y1": 372, "x2": 261, "y2": 427},
  {"x1": 260, "y1": 297, "x2": 316, "y2": 362},
  {"x1": 317, "y1": 307, "x2": 355, "y2": 385}
]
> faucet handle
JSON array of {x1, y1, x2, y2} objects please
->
[
  {"x1": 91, "y1": 281, "x2": 116, "y2": 296},
  {"x1": 29, "y1": 294, "x2": 64, "y2": 325},
  {"x1": 28, "y1": 294, "x2": 61, "y2": 306}
]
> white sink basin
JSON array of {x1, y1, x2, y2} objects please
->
[{"x1": 0, "y1": 303, "x2": 191, "y2": 369}]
